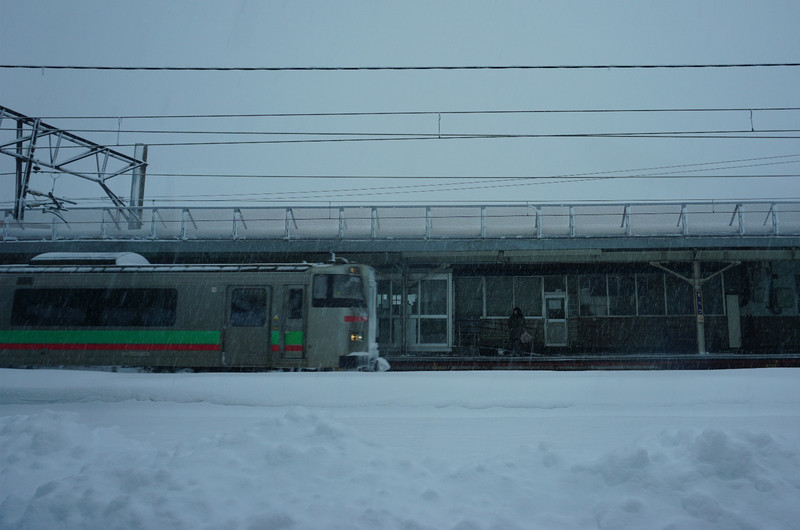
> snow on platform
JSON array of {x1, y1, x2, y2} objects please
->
[{"x1": 1, "y1": 368, "x2": 799, "y2": 529}]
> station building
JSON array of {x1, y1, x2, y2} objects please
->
[{"x1": 3, "y1": 201, "x2": 800, "y2": 358}]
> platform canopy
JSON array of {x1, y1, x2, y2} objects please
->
[{"x1": 2, "y1": 201, "x2": 800, "y2": 264}]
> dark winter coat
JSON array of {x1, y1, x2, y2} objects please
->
[{"x1": 508, "y1": 309, "x2": 525, "y2": 341}]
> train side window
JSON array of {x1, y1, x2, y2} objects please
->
[
  {"x1": 230, "y1": 288, "x2": 267, "y2": 327},
  {"x1": 288, "y1": 288, "x2": 304, "y2": 319},
  {"x1": 11, "y1": 288, "x2": 177, "y2": 327}
]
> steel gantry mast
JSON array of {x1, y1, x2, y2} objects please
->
[{"x1": 0, "y1": 105, "x2": 147, "y2": 222}]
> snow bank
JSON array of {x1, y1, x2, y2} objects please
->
[{"x1": 1, "y1": 369, "x2": 799, "y2": 529}]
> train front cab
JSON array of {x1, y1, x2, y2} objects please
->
[{"x1": 305, "y1": 264, "x2": 379, "y2": 370}]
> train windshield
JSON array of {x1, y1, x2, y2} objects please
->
[{"x1": 312, "y1": 274, "x2": 366, "y2": 308}]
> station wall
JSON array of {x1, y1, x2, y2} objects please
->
[{"x1": 375, "y1": 260, "x2": 800, "y2": 356}]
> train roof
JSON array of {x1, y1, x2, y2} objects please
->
[{"x1": 0, "y1": 263, "x2": 322, "y2": 274}]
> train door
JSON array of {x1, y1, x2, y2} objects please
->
[
  {"x1": 544, "y1": 294, "x2": 568, "y2": 347},
  {"x1": 277, "y1": 285, "x2": 305, "y2": 359},
  {"x1": 224, "y1": 286, "x2": 272, "y2": 365}
]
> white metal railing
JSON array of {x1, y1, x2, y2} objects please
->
[{"x1": 3, "y1": 201, "x2": 800, "y2": 242}]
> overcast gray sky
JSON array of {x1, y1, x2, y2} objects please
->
[{"x1": 2, "y1": 0, "x2": 800, "y2": 208}]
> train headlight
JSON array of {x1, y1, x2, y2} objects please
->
[{"x1": 350, "y1": 332, "x2": 363, "y2": 342}]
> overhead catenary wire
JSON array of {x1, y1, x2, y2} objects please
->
[
  {"x1": 8, "y1": 196, "x2": 800, "y2": 210},
  {"x1": 4, "y1": 127, "x2": 800, "y2": 138},
  {"x1": 3, "y1": 153, "x2": 799, "y2": 180},
  {"x1": 128, "y1": 172, "x2": 800, "y2": 182},
  {"x1": 4, "y1": 106, "x2": 800, "y2": 205},
  {"x1": 9, "y1": 132, "x2": 800, "y2": 150},
  {"x1": 17, "y1": 106, "x2": 800, "y2": 121},
  {"x1": 149, "y1": 159, "x2": 800, "y2": 201},
  {"x1": 6, "y1": 196, "x2": 800, "y2": 208},
  {"x1": 4, "y1": 154, "x2": 799, "y2": 206},
  {"x1": 5, "y1": 106, "x2": 799, "y2": 151},
  {"x1": 3, "y1": 62, "x2": 800, "y2": 71}
]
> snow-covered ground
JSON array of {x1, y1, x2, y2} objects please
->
[{"x1": 1, "y1": 368, "x2": 799, "y2": 529}]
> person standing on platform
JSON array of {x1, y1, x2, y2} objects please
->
[{"x1": 508, "y1": 306, "x2": 526, "y2": 355}]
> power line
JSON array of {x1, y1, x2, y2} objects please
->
[
  {"x1": 194, "y1": 157, "x2": 800, "y2": 200},
  {"x1": 4, "y1": 172, "x2": 799, "y2": 181},
  {"x1": 5, "y1": 153, "x2": 799, "y2": 181},
  {"x1": 6, "y1": 106, "x2": 799, "y2": 150},
  {"x1": 5, "y1": 127, "x2": 800, "y2": 138},
  {"x1": 21, "y1": 106, "x2": 800, "y2": 120},
  {"x1": 13, "y1": 131, "x2": 798, "y2": 149},
  {"x1": 173, "y1": 162, "x2": 800, "y2": 201},
  {"x1": 6, "y1": 197, "x2": 800, "y2": 209},
  {"x1": 3, "y1": 63, "x2": 800, "y2": 72},
  {"x1": 5, "y1": 154, "x2": 797, "y2": 205},
  {"x1": 5, "y1": 135, "x2": 799, "y2": 207}
]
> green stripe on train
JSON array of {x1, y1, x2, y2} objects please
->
[
  {"x1": 284, "y1": 331, "x2": 303, "y2": 345},
  {"x1": 270, "y1": 330, "x2": 303, "y2": 345},
  {"x1": 0, "y1": 330, "x2": 220, "y2": 345}
]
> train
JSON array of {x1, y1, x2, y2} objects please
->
[{"x1": 0, "y1": 253, "x2": 385, "y2": 371}]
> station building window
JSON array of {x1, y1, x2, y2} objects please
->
[
  {"x1": 455, "y1": 271, "x2": 729, "y2": 323},
  {"x1": 376, "y1": 279, "x2": 402, "y2": 345},
  {"x1": 455, "y1": 276, "x2": 544, "y2": 318},
  {"x1": 608, "y1": 274, "x2": 636, "y2": 316},
  {"x1": 377, "y1": 275, "x2": 450, "y2": 348},
  {"x1": 666, "y1": 274, "x2": 694, "y2": 315},
  {"x1": 543, "y1": 275, "x2": 566, "y2": 293},
  {"x1": 701, "y1": 273, "x2": 725, "y2": 316},
  {"x1": 578, "y1": 271, "x2": 726, "y2": 317},
  {"x1": 420, "y1": 278, "x2": 448, "y2": 315},
  {"x1": 417, "y1": 279, "x2": 448, "y2": 344},
  {"x1": 579, "y1": 275, "x2": 608, "y2": 316},
  {"x1": 454, "y1": 277, "x2": 483, "y2": 317},
  {"x1": 515, "y1": 277, "x2": 543, "y2": 317},
  {"x1": 485, "y1": 277, "x2": 513, "y2": 316},
  {"x1": 636, "y1": 273, "x2": 666, "y2": 315},
  {"x1": 796, "y1": 274, "x2": 800, "y2": 313}
]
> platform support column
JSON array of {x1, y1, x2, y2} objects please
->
[
  {"x1": 693, "y1": 261, "x2": 706, "y2": 355},
  {"x1": 650, "y1": 260, "x2": 740, "y2": 355}
]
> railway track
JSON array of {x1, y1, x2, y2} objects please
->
[{"x1": 384, "y1": 353, "x2": 800, "y2": 371}]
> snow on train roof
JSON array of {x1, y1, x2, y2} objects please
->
[{"x1": 30, "y1": 252, "x2": 151, "y2": 265}]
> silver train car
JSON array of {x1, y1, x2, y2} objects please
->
[{"x1": 0, "y1": 254, "x2": 381, "y2": 370}]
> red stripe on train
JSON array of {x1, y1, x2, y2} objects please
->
[
  {"x1": 270, "y1": 345, "x2": 304, "y2": 352},
  {"x1": 344, "y1": 316, "x2": 368, "y2": 322}
]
